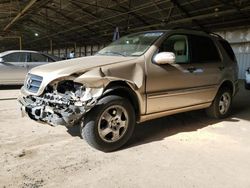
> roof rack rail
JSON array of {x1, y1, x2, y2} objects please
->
[
  {"x1": 209, "y1": 32, "x2": 223, "y2": 39},
  {"x1": 171, "y1": 26, "x2": 223, "y2": 38},
  {"x1": 171, "y1": 26, "x2": 209, "y2": 33}
]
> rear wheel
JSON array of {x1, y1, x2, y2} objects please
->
[
  {"x1": 80, "y1": 95, "x2": 135, "y2": 152},
  {"x1": 206, "y1": 88, "x2": 232, "y2": 119}
]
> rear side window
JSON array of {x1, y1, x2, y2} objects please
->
[
  {"x1": 29, "y1": 53, "x2": 48, "y2": 62},
  {"x1": 44, "y1": 55, "x2": 55, "y2": 62},
  {"x1": 219, "y1": 40, "x2": 236, "y2": 61},
  {"x1": 189, "y1": 35, "x2": 221, "y2": 63},
  {"x1": 48, "y1": 57, "x2": 54, "y2": 62}
]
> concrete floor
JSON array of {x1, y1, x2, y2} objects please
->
[{"x1": 0, "y1": 83, "x2": 250, "y2": 188}]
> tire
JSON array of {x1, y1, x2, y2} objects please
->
[
  {"x1": 80, "y1": 95, "x2": 135, "y2": 152},
  {"x1": 206, "y1": 87, "x2": 232, "y2": 119},
  {"x1": 245, "y1": 81, "x2": 250, "y2": 90}
]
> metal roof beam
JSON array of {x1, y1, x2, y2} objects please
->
[
  {"x1": 44, "y1": 6, "x2": 78, "y2": 24},
  {"x1": 31, "y1": 14, "x2": 90, "y2": 42},
  {"x1": 112, "y1": 0, "x2": 152, "y2": 26},
  {"x1": 219, "y1": 0, "x2": 242, "y2": 12},
  {"x1": 42, "y1": 6, "x2": 94, "y2": 34},
  {"x1": 3, "y1": 0, "x2": 37, "y2": 31},
  {"x1": 25, "y1": 0, "x2": 250, "y2": 46},
  {"x1": 170, "y1": 0, "x2": 191, "y2": 17},
  {"x1": 44, "y1": 4, "x2": 111, "y2": 43},
  {"x1": 69, "y1": 1, "x2": 115, "y2": 27},
  {"x1": 27, "y1": 18, "x2": 65, "y2": 39},
  {"x1": 127, "y1": 5, "x2": 250, "y2": 31},
  {"x1": 170, "y1": 0, "x2": 207, "y2": 31},
  {"x1": 72, "y1": 1, "x2": 124, "y2": 13}
]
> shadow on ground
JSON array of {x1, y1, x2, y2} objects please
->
[
  {"x1": 127, "y1": 86, "x2": 250, "y2": 149},
  {"x1": 67, "y1": 125, "x2": 81, "y2": 137},
  {"x1": 64, "y1": 83, "x2": 250, "y2": 149},
  {"x1": 0, "y1": 85, "x2": 22, "y2": 90}
]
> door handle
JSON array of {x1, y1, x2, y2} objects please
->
[{"x1": 187, "y1": 67, "x2": 197, "y2": 73}]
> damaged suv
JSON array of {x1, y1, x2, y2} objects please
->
[{"x1": 19, "y1": 29, "x2": 238, "y2": 152}]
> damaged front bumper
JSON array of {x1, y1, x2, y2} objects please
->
[{"x1": 18, "y1": 85, "x2": 103, "y2": 127}]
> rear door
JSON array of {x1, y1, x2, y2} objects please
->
[
  {"x1": 187, "y1": 34, "x2": 223, "y2": 97},
  {"x1": 26, "y1": 52, "x2": 51, "y2": 71},
  {"x1": 0, "y1": 52, "x2": 27, "y2": 84}
]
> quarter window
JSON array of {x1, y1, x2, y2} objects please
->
[{"x1": 189, "y1": 35, "x2": 221, "y2": 63}]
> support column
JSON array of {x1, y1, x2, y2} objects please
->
[
  {"x1": 19, "y1": 36, "x2": 22, "y2": 50},
  {"x1": 50, "y1": 39, "x2": 53, "y2": 55}
]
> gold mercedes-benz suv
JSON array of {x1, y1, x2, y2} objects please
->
[{"x1": 18, "y1": 29, "x2": 239, "y2": 152}]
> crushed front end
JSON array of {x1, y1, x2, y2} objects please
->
[{"x1": 18, "y1": 74, "x2": 103, "y2": 127}]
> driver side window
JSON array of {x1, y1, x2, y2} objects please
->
[
  {"x1": 3, "y1": 52, "x2": 26, "y2": 63},
  {"x1": 159, "y1": 35, "x2": 189, "y2": 64}
]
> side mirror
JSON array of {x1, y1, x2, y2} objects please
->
[
  {"x1": 153, "y1": 52, "x2": 175, "y2": 65},
  {"x1": 0, "y1": 57, "x2": 4, "y2": 63}
]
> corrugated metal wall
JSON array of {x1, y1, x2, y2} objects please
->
[
  {"x1": 217, "y1": 28, "x2": 250, "y2": 79},
  {"x1": 235, "y1": 53, "x2": 250, "y2": 79},
  {"x1": 42, "y1": 44, "x2": 105, "y2": 59}
]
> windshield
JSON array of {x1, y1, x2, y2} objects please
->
[{"x1": 97, "y1": 31, "x2": 164, "y2": 57}]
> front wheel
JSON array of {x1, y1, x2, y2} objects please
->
[
  {"x1": 206, "y1": 88, "x2": 233, "y2": 119},
  {"x1": 80, "y1": 95, "x2": 135, "y2": 152}
]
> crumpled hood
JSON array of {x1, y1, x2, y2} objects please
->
[
  {"x1": 25, "y1": 55, "x2": 138, "y2": 96},
  {"x1": 30, "y1": 55, "x2": 137, "y2": 77}
]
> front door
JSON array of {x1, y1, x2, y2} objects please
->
[
  {"x1": 0, "y1": 52, "x2": 27, "y2": 85},
  {"x1": 146, "y1": 34, "x2": 221, "y2": 114}
]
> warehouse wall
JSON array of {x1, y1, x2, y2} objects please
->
[
  {"x1": 217, "y1": 28, "x2": 250, "y2": 79},
  {"x1": 235, "y1": 53, "x2": 250, "y2": 79},
  {"x1": 42, "y1": 44, "x2": 106, "y2": 59}
]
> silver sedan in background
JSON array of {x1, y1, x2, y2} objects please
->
[{"x1": 0, "y1": 50, "x2": 60, "y2": 85}]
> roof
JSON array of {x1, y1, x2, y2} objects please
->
[
  {"x1": 0, "y1": 0, "x2": 250, "y2": 51},
  {"x1": 0, "y1": 50, "x2": 39, "y2": 57},
  {"x1": 128, "y1": 29, "x2": 224, "y2": 39}
]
